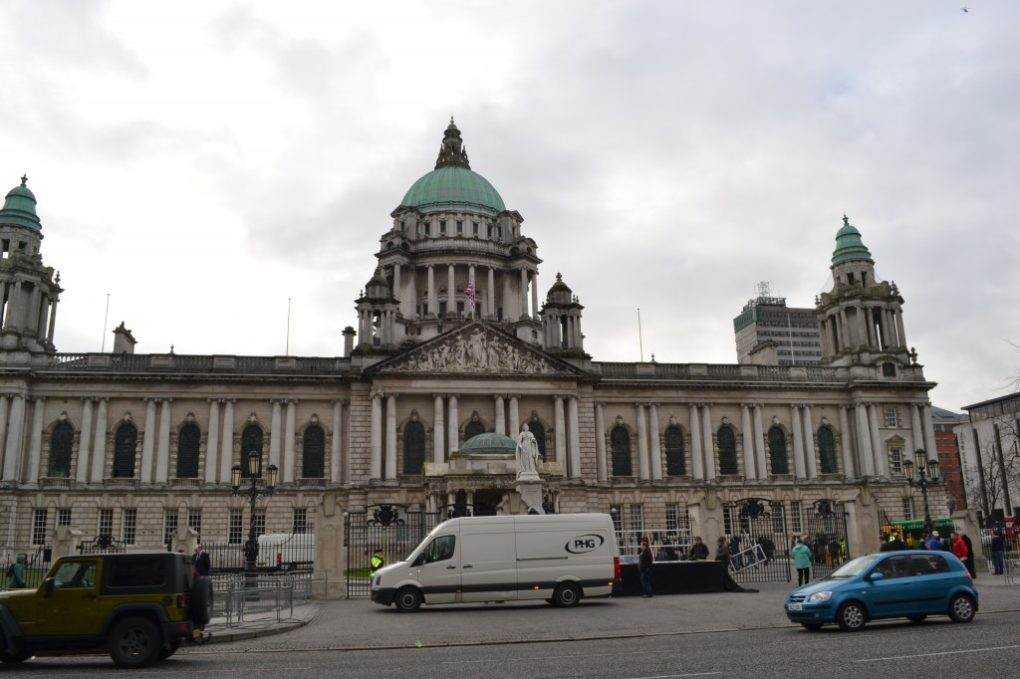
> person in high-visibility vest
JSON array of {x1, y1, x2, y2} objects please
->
[{"x1": 370, "y1": 548, "x2": 385, "y2": 575}]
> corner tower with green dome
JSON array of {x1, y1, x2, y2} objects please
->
[
  {"x1": 815, "y1": 215, "x2": 911, "y2": 369},
  {"x1": 0, "y1": 176, "x2": 62, "y2": 355},
  {"x1": 354, "y1": 119, "x2": 555, "y2": 351}
]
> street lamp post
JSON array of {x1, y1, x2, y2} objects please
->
[
  {"x1": 231, "y1": 451, "x2": 278, "y2": 595},
  {"x1": 903, "y1": 450, "x2": 941, "y2": 533}
]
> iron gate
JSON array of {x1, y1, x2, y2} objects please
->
[
  {"x1": 802, "y1": 499, "x2": 850, "y2": 580},
  {"x1": 344, "y1": 505, "x2": 441, "y2": 598},
  {"x1": 725, "y1": 498, "x2": 791, "y2": 584}
]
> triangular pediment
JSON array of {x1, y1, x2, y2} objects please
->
[{"x1": 368, "y1": 321, "x2": 588, "y2": 377}]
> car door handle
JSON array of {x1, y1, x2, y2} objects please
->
[
  {"x1": 446, "y1": 565, "x2": 457, "y2": 570},
  {"x1": 463, "y1": 564, "x2": 473, "y2": 569}
]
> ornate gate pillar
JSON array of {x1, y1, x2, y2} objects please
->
[{"x1": 314, "y1": 491, "x2": 348, "y2": 600}]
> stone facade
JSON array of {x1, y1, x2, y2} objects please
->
[{"x1": 0, "y1": 123, "x2": 961, "y2": 598}]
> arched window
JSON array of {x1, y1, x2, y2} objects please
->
[
  {"x1": 240, "y1": 425, "x2": 264, "y2": 477},
  {"x1": 664, "y1": 425, "x2": 685, "y2": 476},
  {"x1": 47, "y1": 422, "x2": 74, "y2": 478},
  {"x1": 176, "y1": 423, "x2": 200, "y2": 478},
  {"x1": 403, "y1": 421, "x2": 426, "y2": 475},
  {"x1": 768, "y1": 426, "x2": 788, "y2": 475},
  {"x1": 718, "y1": 426, "x2": 738, "y2": 475},
  {"x1": 464, "y1": 420, "x2": 485, "y2": 442},
  {"x1": 529, "y1": 421, "x2": 547, "y2": 458},
  {"x1": 611, "y1": 426, "x2": 632, "y2": 476},
  {"x1": 302, "y1": 425, "x2": 325, "y2": 478},
  {"x1": 112, "y1": 423, "x2": 138, "y2": 478},
  {"x1": 818, "y1": 426, "x2": 838, "y2": 474}
]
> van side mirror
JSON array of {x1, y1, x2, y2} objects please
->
[{"x1": 42, "y1": 577, "x2": 55, "y2": 597}]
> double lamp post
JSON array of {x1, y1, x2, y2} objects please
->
[
  {"x1": 231, "y1": 451, "x2": 278, "y2": 592},
  {"x1": 902, "y1": 449, "x2": 942, "y2": 532}
]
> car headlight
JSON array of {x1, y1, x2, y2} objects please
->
[{"x1": 808, "y1": 591, "x2": 832, "y2": 603}]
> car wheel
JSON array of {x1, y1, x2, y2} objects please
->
[
  {"x1": 158, "y1": 640, "x2": 180, "y2": 660},
  {"x1": 836, "y1": 601, "x2": 866, "y2": 631},
  {"x1": 0, "y1": 649, "x2": 32, "y2": 664},
  {"x1": 948, "y1": 593, "x2": 976, "y2": 623},
  {"x1": 394, "y1": 587, "x2": 422, "y2": 612},
  {"x1": 190, "y1": 576, "x2": 214, "y2": 627},
  {"x1": 801, "y1": 623, "x2": 823, "y2": 631},
  {"x1": 552, "y1": 582, "x2": 581, "y2": 608},
  {"x1": 107, "y1": 616, "x2": 161, "y2": 669},
  {"x1": 907, "y1": 615, "x2": 926, "y2": 624}
]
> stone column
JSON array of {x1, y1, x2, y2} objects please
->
[
  {"x1": 519, "y1": 268, "x2": 528, "y2": 318},
  {"x1": 155, "y1": 399, "x2": 171, "y2": 483},
  {"x1": 855, "y1": 404, "x2": 875, "y2": 476},
  {"x1": 922, "y1": 405, "x2": 938, "y2": 461},
  {"x1": 753, "y1": 404, "x2": 767, "y2": 478},
  {"x1": 331, "y1": 401, "x2": 343, "y2": 483},
  {"x1": 895, "y1": 312, "x2": 906, "y2": 349},
  {"x1": 495, "y1": 395, "x2": 506, "y2": 436},
  {"x1": 427, "y1": 265, "x2": 437, "y2": 316},
  {"x1": 220, "y1": 400, "x2": 235, "y2": 482},
  {"x1": 911, "y1": 403, "x2": 925, "y2": 456},
  {"x1": 741, "y1": 404, "x2": 756, "y2": 481},
  {"x1": 205, "y1": 400, "x2": 220, "y2": 483},
  {"x1": 141, "y1": 399, "x2": 157, "y2": 483},
  {"x1": 531, "y1": 271, "x2": 539, "y2": 321},
  {"x1": 487, "y1": 267, "x2": 495, "y2": 319},
  {"x1": 689, "y1": 404, "x2": 703, "y2": 481},
  {"x1": 508, "y1": 396, "x2": 519, "y2": 436},
  {"x1": 269, "y1": 400, "x2": 283, "y2": 470},
  {"x1": 802, "y1": 405, "x2": 817, "y2": 478},
  {"x1": 26, "y1": 397, "x2": 44, "y2": 483},
  {"x1": 76, "y1": 398, "x2": 93, "y2": 484},
  {"x1": 447, "y1": 395, "x2": 459, "y2": 455},
  {"x1": 91, "y1": 398, "x2": 108, "y2": 483},
  {"x1": 502, "y1": 271, "x2": 512, "y2": 319},
  {"x1": 554, "y1": 396, "x2": 566, "y2": 467},
  {"x1": 648, "y1": 404, "x2": 662, "y2": 481},
  {"x1": 447, "y1": 264, "x2": 456, "y2": 317},
  {"x1": 46, "y1": 299, "x2": 58, "y2": 344},
  {"x1": 0, "y1": 396, "x2": 8, "y2": 478},
  {"x1": 409, "y1": 267, "x2": 418, "y2": 319},
  {"x1": 392, "y1": 263, "x2": 402, "y2": 315},
  {"x1": 595, "y1": 403, "x2": 607, "y2": 482},
  {"x1": 701, "y1": 404, "x2": 715, "y2": 481},
  {"x1": 568, "y1": 396, "x2": 581, "y2": 479},
  {"x1": 791, "y1": 405, "x2": 806, "y2": 479},
  {"x1": 839, "y1": 406, "x2": 855, "y2": 479},
  {"x1": 385, "y1": 395, "x2": 397, "y2": 480},
  {"x1": 284, "y1": 400, "x2": 297, "y2": 483},
  {"x1": 2, "y1": 395, "x2": 24, "y2": 481},
  {"x1": 433, "y1": 395, "x2": 445, "y2": 464},
  {"x1": 468, "y1": 265, "x2": 476, "y2": 315},
  {"x1": 867, "y1": 404, "x2": 885, "y2": 477},
  {"x1": 370, "y1": 393, "x2": 382, "y2": 480}
]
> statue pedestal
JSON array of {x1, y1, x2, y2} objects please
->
[{"x1": 515, "y1": 477, "x2": 545, "y2": 514}]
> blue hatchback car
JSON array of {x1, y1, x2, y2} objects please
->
[{"x1": 785, "y1": 550, "x2": 978, "y2": 631}]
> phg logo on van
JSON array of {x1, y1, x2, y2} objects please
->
[{"x1": 565, "y1": 533, "x2": 605, "y2": 554}]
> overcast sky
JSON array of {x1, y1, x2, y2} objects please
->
[{"x1": 1, "y1": 0, "x2": 1017, "y2": 412}]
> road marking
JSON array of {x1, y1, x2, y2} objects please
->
[
  {"x1": 624, "y1": 673, "x2": 722, "y2": 679},
  {"x1": 442, "y1": 647, "x2": 692, "y2": 664},
  {"x1": 856, "y1": 644, "x2": 1020, "y2": 662}
]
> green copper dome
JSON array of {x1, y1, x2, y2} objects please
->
[
  {"x1": 0, "y1": 176, "x2": 42, "y2": 232},
  {"x1": 398, "y1": 119, "x2": 506, "y2": 216},
  {"x1": 831, "y1": 215, "x2": 872, "y2": 265},
  {"x1": 459, "y1": 432, "x2": 516, "y2": 455}
]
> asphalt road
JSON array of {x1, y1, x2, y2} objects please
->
[{"x1": 5, "y1": 610, "x2": 1020, "y2": 678}]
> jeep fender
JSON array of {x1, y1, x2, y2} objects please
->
[
  {"x1": 100, "y1": 603, "x2": 170, "y2": 638},
  {"x1": 0, "y1": 606, "x2": 24, "y2": 652}
]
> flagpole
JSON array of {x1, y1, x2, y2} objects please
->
[
  {"x1": 286, "y1": 297, "x2": 291, "y2": 356},
  {"x1": 637, "y1": 307, "x2": 644, "y2": 362},
  {"x1": 100, "y1": 293, "x2": 110, "y2": 352}
]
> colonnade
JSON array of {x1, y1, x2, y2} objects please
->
[
  {"x1": 387, "y1": 262, "x2": 539, "y2": 321},
  {"x1": 0, "y1": 279, "x2": 59, "y2": 346},
  {"x1": 820, "y1": 302, "x2": 906, "y2": 355}
]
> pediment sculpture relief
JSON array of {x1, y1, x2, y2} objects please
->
[{"x1": 386, "y1": 326, "x2": 562, "y2": 375}]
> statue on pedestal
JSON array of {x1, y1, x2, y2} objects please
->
[{"x1": 516, "y1": 424, "x2": 541, "y2": 480}]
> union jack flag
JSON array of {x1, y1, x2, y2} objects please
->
[{"x1": 465, "y1": 282, "x2": 477, "y2": 314}]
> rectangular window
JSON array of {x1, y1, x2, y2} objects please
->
[
  {"x1": 902, "y1": 498, "x2": 915, "y2": 520},
  {"x1": 884, "y1": 407, "x2": 899, "y2": 427},
  {"x1": 790, "y1": 501, "x2": 803, "y2": 534},
  {"x1": 188, "y1": 509, "x2": 202, "y2": 536},
  {"x1": 456, "y1": 220, "x2": 463, "y2": 234},
  {"x1": 889, "y1": 447, "x2": 903, "y2": 475},
  {"x1": 123, "y1": 509, "x2": 137, "y2": 545},
  {"x1": 628, "y1": 505, "x2": 643, "y2": 533},
  {"x1": 424, "y1": 222, "x2": 430, "y2": 235},
  {"x1": 472, "y1": 222, "x2": 479, "y2": 235},
  {"x1": 253, "y1": 509, "x2": 266, "y2": 537},
  {"x1": 771, "y1": 504, "x2": 786, "y2": 534},
  {"x1": 228, "y1": 510, "x2": 243, "y2": 545},
  {"x1": 723, "y1": 506, "x2": 734, "y2": 535},
  {"x1": 32, "y1": 509, "x2": 48, "y2": 545},
  {"x1": 439, "y1": 220, "x2": 446, "y2": 233},
  {"x1": 99, "y1": 508, "x2": 114, "y2": 538},
  {"x1": 293, "y1": 509, "x2": 308, "y2": 534},
  {"x1": 487, "y1": 225, "x2": 493, "y2": 238},
  {"x1": 609, "y1": 504, "x2": 622, "y2": 532},
  {"x1": 58, "y1": 508, "x2": 72, "y2": 527},
  {"x1": 164, "y1": 510, "x2": 179, "y2": 546}
]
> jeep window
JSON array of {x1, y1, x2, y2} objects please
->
[
  {"x1": 424, "y1": 535, "x2": 456, "y2": 564},
  {"x1": 52, "y1": 560, "x2": 97, "y2": 588},
  {"x1": 106, "y1": 557, "x2": 167, "y2": 588}
]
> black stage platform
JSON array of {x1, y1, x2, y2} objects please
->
[{"x1": 616, "y1": 560, "x2": 754, "y2": 595}]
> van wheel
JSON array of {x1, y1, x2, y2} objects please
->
[
  {"x1": 552, "y1": 582, "x2": 581, "y2": 608},
  {"x1": 948, "y1": 593, "x2": 975, "y2": 623},
  {"x1": 394, "y1": 587, "x2": 422, "y2": 612},
  {"x1": 107, "y1": 616, "x2": 161, "y2": 668},
  {"x1": 836, "y1": 601, "x2": 866, "y2": 631}
]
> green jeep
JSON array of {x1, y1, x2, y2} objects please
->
[{"x1": 0, "y1": 551, "x2": 213, "y2": 668}]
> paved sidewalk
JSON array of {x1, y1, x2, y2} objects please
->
[{"x1": 196, "y1": 573, "x2": 1020, "y2": 650}]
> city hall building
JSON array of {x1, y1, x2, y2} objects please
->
[{"x1": 0, "y1": 121, "x2": 955, "y2": 596}]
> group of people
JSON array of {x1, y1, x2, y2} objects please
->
[
  {"x1": 636, "y1": 535, "x2": 732, "y2": 597},
  {"x1": 879, "y1": 529, "x2": 977, "y2": 577}
]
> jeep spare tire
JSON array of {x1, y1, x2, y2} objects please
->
[{"x1": 190, "y1": 576, "x2": 213, "y2": 627}]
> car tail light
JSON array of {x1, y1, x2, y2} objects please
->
[{"x1": 613, "y1": 556, "x2": 621, "y2": 580}]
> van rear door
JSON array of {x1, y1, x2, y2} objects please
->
[{"x1": 460, "y1": 518, "x2": 517, "y2": 603}]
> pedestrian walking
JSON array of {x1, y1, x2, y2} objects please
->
[
  {"x1": 791, "y1": 538, "x2": 812, "y2": 586},
  {"x1": 638, "y1": 538, "x2": 654, "y2": 597},
  {"x1": 5, "y1": 553, "x2": 26, "y2": 588},
  {"x1": 370, "y1": 547, "x2": 386, "y2": 575},
  {"x1": 991, "y1": 530, "x2": 1005, "y2": 575},
  {"x1": 961, "y1": 533, "x2": 976, "y2": 578},
  {"x1": 715, "y1": 536, "x2": 731, "y2": 568},
  {"x1": 193, "y1": 543, "x2": 211, "y2": 577}
]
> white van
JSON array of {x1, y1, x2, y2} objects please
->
[
  {"x1": 255, "y1": 533, "x2": 314, "y2": 570},
  {"x1": 370, "y1": 513, "x2": 619, "y2": 611}
]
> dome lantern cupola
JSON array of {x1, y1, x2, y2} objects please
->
[
  {"x1": 434, "y1": 117, "x2": 471, "y2": 170},
  {"x1": 0, "y1": 175, "x2": 43, "y2": 233}
]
